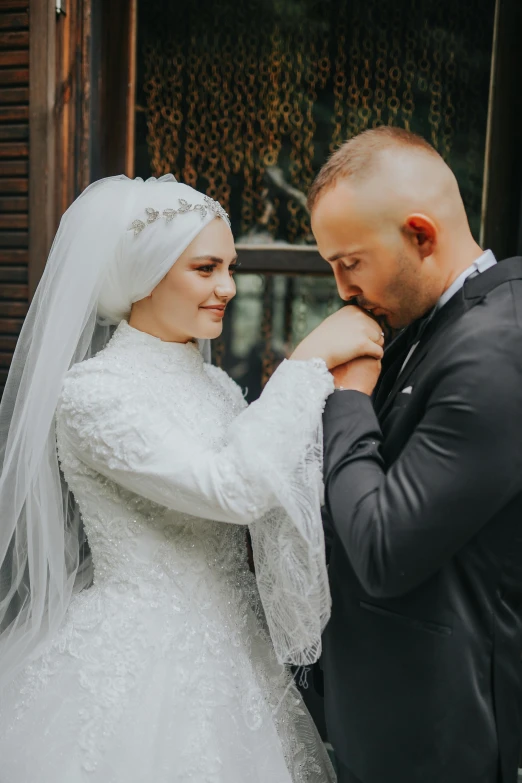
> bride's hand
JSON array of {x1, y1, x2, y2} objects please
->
[
  {"x1": 290, "y1": 305, "x2": 384, "y2": 369},
  {"x1": 331, "y1": 356, "x2": 382, "y2": 395}
]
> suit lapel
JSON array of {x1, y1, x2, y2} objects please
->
[
  {"x1": 377, "y1": 256, "x2": 522, "y2": 420},
  {"x1": 378, "y1": 289, "x2": 469, "y2": 419},
  {"x1": 373, "y1": 328, "x2": 411, "y2": 412}
]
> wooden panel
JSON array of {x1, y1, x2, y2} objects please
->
[
  {"x1": 0, "y1": 283, "x2": 28, "y2": 299},
  {"x1": 0, "y1": 177, "x2": 27, "y2": 192},
  {"x1": 0, "y1": 334, "x2": 17, "y2": 350},
  {"x1": 0, "y1": 213, "x2": 27, "y2": 228},
  {"x1": 0, "y1": 105, "x2": 28, "y2": 121},
  {"x1": 0, "y1": 11, "x2": 28, "y2": 28},
  {"x1": 0, "y1": 195, "x2": 27, "y2": 210},
  {"x1": 0, "y1": 124, "x2": 28, "y2": 140},
  {"x1": 0, "y1": 300, "x2": 27, "y2": 316},
  {"x1": 0, "y1": 68, "x2": 28, "y2": 85},
  {"x1": 0, "y1": 49, "x2": 27, "y2": 66},
  {"x1": 0, "y1": 1, "x2": 29, "y2": 10},
  {"x1": 0, "y1": 350, "x2": 15, "y2": 365},
  {"x1": 0, "y1": 158, "x2": 27, "y2": 174},
  {"x1": 0, "y1": 265, "x2": 26, "y2": 281},
  {"x1": 0, "y1": 317, "x2": 23, "y2": 333},
  {"x1": 0, "y1": 230, "x2": 28, "y2": 246},
  {"x1": 0, "y1": 249, "x2": 27, "y2": 263},
  {"x1": 92, "y1": 0, "x2": 136, "y2": 179},
  {"x1": 0, "y1": 0, "x2": 29, "y2": 389},
  {"x1": 54, "y1": 0, "x2": 93, "y2": 220},
  {"x1": 0, "y1": 264, "x2": 26, "y2": 280},
  {"x1": 0, "y1": 87, "x2": 28, "y2": 104},
  {"x1": 0, "y1": 30, "x2": 28, "y2": 47},
  {"x1": 0, "y1": 141, "x2": 28, "y2": 157},
  {"x1": 29, "y1": 0, "x2": 58, "y2": 296},
  {"x1": 235, "y1": 245, "x2": 328, "y2": 275}
]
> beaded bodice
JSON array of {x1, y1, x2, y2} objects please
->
[{"x1": 56, "y1": 321, "x2": 251, "y2": 606}]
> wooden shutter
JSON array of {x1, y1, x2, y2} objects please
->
[{"x1": 0, "y1": 0, "x2": 29, "y2": 396}]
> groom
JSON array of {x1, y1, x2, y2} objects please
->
[{"x1": 294, "y1": 127, "x2": 522, "y2": 783}]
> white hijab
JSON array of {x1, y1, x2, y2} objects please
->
[
  {"x1": 96, "y1": 177, "x2": 230, "y2": 325},
  {"x1": 0, "y1": 174, "x2": 230, "y2": 690}
]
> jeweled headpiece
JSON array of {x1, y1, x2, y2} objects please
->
[{"x1": 130, "y1": 195, "x2": 230, "y2": 236}]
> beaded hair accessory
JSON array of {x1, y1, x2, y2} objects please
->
[{"x1": 129, "y1": 195, "x2": 231, "y2": 236}]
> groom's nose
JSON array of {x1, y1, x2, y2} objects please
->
[{"x1": 334, "y1": 269, "x2": 361, "y2": 302}]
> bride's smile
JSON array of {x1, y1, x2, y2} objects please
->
[{"x1": 129, "y1": 216, "x2": 237, "y2": 343}]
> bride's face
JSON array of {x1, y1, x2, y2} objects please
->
[{"x1": 134, "y1": 218, "x2": 238, "y2": 342}]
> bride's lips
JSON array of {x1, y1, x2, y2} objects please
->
[{"x1": 200, "y1": 304, "x2": 226, "y2": 317}]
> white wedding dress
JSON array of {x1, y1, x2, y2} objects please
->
[{"x1": 0, "y1": 320, "x2": 336, "y2": 783}]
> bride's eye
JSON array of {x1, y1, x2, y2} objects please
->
[{"x1": 197, "y1": 264, "x2": 216, "y2": 274}]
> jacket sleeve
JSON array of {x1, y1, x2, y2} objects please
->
[
  {"x1": 322, "y1": 326, "x2": 522, "y2": 598},
  {"x1": 57, "y1": 357, "x2": 334, "y2": 526}
]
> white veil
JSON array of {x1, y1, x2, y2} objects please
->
[{"x1": 0, "y1": 174, "x2": 222, "y2": 690}]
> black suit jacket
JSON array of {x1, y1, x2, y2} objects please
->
[{"x1": 322, "y1": 257, "x2": 522, "y2": 783}]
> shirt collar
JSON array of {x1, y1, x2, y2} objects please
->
[
  {"x1": 436, "y1": 249, "x2": 497, "y2": 311},
  {"x1": 404, "y1": 250, "x2": 498, "y2": 349}
]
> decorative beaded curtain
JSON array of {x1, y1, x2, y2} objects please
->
[
  {"x1": 136, "y1": 0, "x2": 495, "y2": 397},
  {"x1": 138, "y1": 0, "x2": 495, "y2": 243}
]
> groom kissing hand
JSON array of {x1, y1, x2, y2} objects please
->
[
  {"x1": 290, "y1": 304, "x2": 384, "y2": 395},
  {"x1": 290, "y1": 304, "x2": 384, "y2": 371},
  {"x1": 297, "y1": 126, "x2": 522, "y2": 783}
]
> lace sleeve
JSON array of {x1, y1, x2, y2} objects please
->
[{"x1": 57, "y1": 357, "x2": 334, "y2": 664}]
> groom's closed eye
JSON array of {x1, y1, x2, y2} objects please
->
[{"x1": 342, "y1": 259, "x2": 360, "y2": 272}]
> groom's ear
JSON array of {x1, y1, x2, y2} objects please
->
[{"x1": 402, "y1": 214, "x2": 437, "y2": 259}]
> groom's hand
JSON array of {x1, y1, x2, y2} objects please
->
[
  {"x1": 290, "y1": 305, "x2": 384, "y2": 369},
  {"x1": 331, "y1": 356, "x2": 382, "y2": 395}
]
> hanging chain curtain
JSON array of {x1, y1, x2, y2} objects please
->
[{"x1": 140, "y1": 0, "x2": 494, "y2": 244}]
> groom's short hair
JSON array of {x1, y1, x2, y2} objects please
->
[{"x1": 307, "y1": 127, "x2": 442, "y2": 211}]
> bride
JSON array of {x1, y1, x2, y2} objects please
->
[{"x1": 0, "y1": 175, "x2": 383, "y2": 782}]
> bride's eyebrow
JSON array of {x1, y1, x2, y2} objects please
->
[{"x1": 191, "y1": 255, "x2": 239, "y2": 264}]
